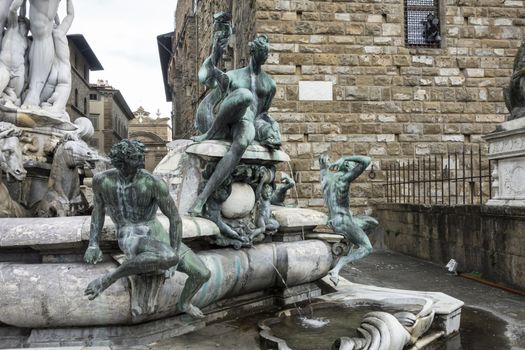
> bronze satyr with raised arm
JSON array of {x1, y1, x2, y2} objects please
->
[
  {"x1": 83, "y1": 140, "x2": 210, "y2": 318},
  {"x1": 320, "y1": 155, "x2": 377, "y2": 286}
]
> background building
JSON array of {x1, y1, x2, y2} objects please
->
[
  {"x1": 88, "y1": 80, "x2": 135, "y2": 154},
  {"x1": 67, "y1": 34, "x2": 103, "y2": 121},
  {"x1": 163, "y1": 0, "x2": 524, "y2": 211},
  {"x1": 129, "y1": 107, "x2": 172, "y2": 171}
]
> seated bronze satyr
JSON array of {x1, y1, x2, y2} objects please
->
[
  {"x1": 189, "y1": 12, "x2": 281, "y2": 218},
  {"x1": 83, "y1": 140, "x2": 210, "y2": 319}
]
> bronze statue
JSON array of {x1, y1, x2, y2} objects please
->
[
  {"x1": 320, "y1": 155, "x2": 377, "y2": 286},
  {"x1": 189, "y1": 12, "x2": 281, "y2": 217},
  {"x1": 422, "y1": 13, "x2": 441, "y2": 44},
  {"x1": 271, "y1": 173, "x2": 295, "y2": 206},
  {"x1": 83, "y1": 140, "x2": 210, "y2": 319},
  {"x1": 505, "y1": 39, "x2": 525, "y2": 120}
]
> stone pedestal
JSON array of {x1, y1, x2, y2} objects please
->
[
  {"x1": 154, "y1": 139, "x2": 290, "y2": 216},
  {"x1": 485, "y1": 119, "x2": 525, "y2": 206}
]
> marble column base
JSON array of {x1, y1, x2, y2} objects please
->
[{"x1": 484, "y1": 123, "x2": 525, "y2": 207}]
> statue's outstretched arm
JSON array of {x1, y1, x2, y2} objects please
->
[
  {"x1": 198, "y1": 23, "x2": 230, "y2": 89},
  {"x1": 59, "y1": 0, "x2": 74, "y2": 34},
  {"x1": 340, "y1": 156, "x2": 371, "y2": 183},
  {"x1": 319, "y1": 154, "x2": 331, "y2": 180},
  {"x1": 7, "y1": 0, "x2": 24, "y2": 28},
  {"x1": 157, "y1": 179, "x2": 182, "y2": 254},
  {"x1": 20, "y1": 0, "x2": 26, "y2": 18}
]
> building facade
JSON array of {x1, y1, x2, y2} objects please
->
[
  {"x1": 88, "y1": 80, "x2": 135, "y2": 155},
  {"x1": 166, "y1": 0, "x2": 524, "y2": 211},
  {"x1": 129, "y1": 107, "x2": 172, "y2": 172},
  {"x1": 67, "y1": 34, "x2": 103, "y2": 122}
]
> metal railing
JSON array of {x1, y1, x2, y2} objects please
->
[{"x1": 385, "y1": 145, "x2": 492, "y2": 205}]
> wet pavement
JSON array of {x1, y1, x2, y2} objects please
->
[
  {"x1": 345, "y1": 250, "x2": 525, "y2": 350},
  {"x1": 115, "y1": 249, "x2": 525, "y2": 350}
]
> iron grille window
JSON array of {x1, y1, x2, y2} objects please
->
[{"x1": 405, "y1": 0, "x2": 441, "y2": 48}]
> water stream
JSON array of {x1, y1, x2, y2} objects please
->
[{"x1": 269, "y1": 261, "x2": 331, "y2": 328}]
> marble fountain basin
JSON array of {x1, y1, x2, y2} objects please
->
[
  {"x1": 259, "y1": 281, "x2": 464, "y2": 350},
  {"x1": 0, "y1": 206, "x2": 330, "y2": 328}
]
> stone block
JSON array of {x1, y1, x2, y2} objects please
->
[
  {"x1": 334, "y1": 13, "x2": 350, "y2": 21},
  {"x1": 367, "y1": 14, "x2": 384, "y2": 23},
  {"x1": 412, "y1": 56, "x2": 434, "y2": 66},
  {"x1": 439, "y1": 68, "x2": 461, "y2": 76},
  {"x1": 382, "y1": 23, "x2": 401, "y2": 36}
]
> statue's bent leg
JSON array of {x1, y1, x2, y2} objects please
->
[
  {"x1": 0, "y1": 65, "x2": 9, "y2": 96},
  {"x1": 176, "y1": 247, "x2": 211, "y2": 318},
  {"x1": 189, "y1": 118, "x2": 255, "y2": 217},
  {"x1": 193, "y1": 88, "x2": 253, "y2": 142},
  {"x1": 84, "y1": 236, "x2": 178, "y2": 300},
  {"x1": 328, "y1": 220, "x2": 372, "y2": 286},
  {"x1": 23, "y1": 38, "x2": 55, "y2": 107}
]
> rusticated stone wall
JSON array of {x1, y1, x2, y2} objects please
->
[
  {"x1": 172, "y1": 0, "x2": 234, "y2": 139},
  {"x1": 375, "y1": 203, "x2": 525, "y2": 291},
  {"x1": 171, "y1": 0, "x2": 524, "y2": 211},
  {"x1": 172, "y1": 0, "x2": 198, "y2": 139}
]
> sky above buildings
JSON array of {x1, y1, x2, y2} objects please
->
[{"x1": 69, "y1": 0, "x2": 176, "y2": 119}]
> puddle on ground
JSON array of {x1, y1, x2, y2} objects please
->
[{"x1": 436, "y1": 306, "x2": 511, "y2": 350}]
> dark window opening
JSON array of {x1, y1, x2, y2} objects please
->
[
  {"x1": 404, "y1": 0, "x2": 441, "y2": 48},
  {"x1": 89, "y1": 93, "x2": 98, "y2": 100},
  {"x1": 74, "y1": 89, "x2": 78, "y2": 107},
  {"x1": 89, "y1": 113, "x2": 99, "y2": 130}
]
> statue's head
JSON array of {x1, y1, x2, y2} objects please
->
[
  {"x1": 255, "y1": 113, "x2": 281, "y2": 149},
  {"x1": 61, "y1": 136, "x2": 100, "y2": 169},
  {"x1": 249, "y1": 34, "x2": 269, "y2": 66},
  {"x1": 0, "y1": 122, "x2": 26, "y2": 181},
  {"x1": 261, "y1": 183, "x2": 273, "y2": 200},
  {"x1": 109, "y1": 139, "x2": 145, "y2": 176},
  {"x1": 330, "y1": 158, "x2": 356, "y2": 174}
]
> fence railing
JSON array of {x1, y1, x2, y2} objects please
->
[{"x1": 385, "y1": 145, "x2": 492, "y2": 205}]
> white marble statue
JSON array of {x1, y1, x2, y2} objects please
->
[
  {"x1": 0, "y1": 0, "x2": 77, "y2": 123},
  {"x1": 0, "y1": 0, "x2": 29, "y2": 107},
  {"x1": 22, "y1": 0, "x2": 61, "y2": 108},
  {"x1": 0, "y1": 0, "x2": 15, "y2": 44},
  {"x1": 40, "y1": 0, "x2": 73, "y2": 118}
]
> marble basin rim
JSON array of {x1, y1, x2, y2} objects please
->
[{"x1": 258, "y1": 297, "x2": 434, "y2": 350}]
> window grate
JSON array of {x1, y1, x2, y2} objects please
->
[{"x1": 405, "y1": 0, "x2": 441, "y2": 48}]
